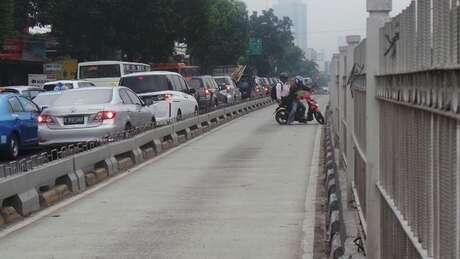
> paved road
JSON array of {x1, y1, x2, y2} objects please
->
[{"x1": 0, "y1": 98, "x2": 325, "y2": 259}]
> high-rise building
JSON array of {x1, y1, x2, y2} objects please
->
[
  {"x1": 273, "y1": 0, "x2": 308, "y2": 53},
  {"x1": 305, "y1": 48, "x2": 327, "y2": 72}
]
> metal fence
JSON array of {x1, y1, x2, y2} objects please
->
[{"x1": 329, "y1": 0, "x2": 460, "y2": 258}]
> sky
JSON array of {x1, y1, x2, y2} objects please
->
[{"x1": 242, "y1": 0, "x2": 412, "y2": 59}]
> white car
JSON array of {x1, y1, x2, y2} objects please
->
[
  {"x1": 38, "y1": 87, "x2": 153, "y2": 145},
  {"x1": 119, "y1": 72, "x2": 198, "y2": 125},
  {"x1": 43, "y1": 80, "x2": 96, "y2": 92}
]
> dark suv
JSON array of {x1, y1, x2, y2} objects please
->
[{"x1": 188, "y1": 76, "x2": 220, "y2": 112}]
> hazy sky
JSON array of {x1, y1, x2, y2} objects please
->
[{"x1": 242, "y1": 0, "x2": 412, "y2": 59}]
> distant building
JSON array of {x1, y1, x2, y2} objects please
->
[
  {"x1": 305, "y1": 48, "x2": 318, "y2": 62},
  {"x1": 324, "y1": 60, "x2": 331, "y2": 75},
  {"x1": 273, "y1": 0, "x2": 308, "y2": 53},
  {"x1": 305, "y1": 48, "x2": 326, "y2": 72}
]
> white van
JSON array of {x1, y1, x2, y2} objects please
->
[{"x1": 77, "y1": 61, "x2": 150, "y2": 87}]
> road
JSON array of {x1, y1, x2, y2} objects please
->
[{"x1": 0, "y1": 98, "x2": 325, "y2": 259}]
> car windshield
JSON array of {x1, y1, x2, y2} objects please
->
[
  {"x1": 214, "y1": 78, "x2": 230, "y2": 86},
  {"x1": 53, "y1": 89, "x2": 113, "y2": 106},
  {"x1": 189, "y1": 79, "x2": 204, "y2": 89},
  {"x1": 119, "y1": 75, "x2": 171, "y2": 93},
  {"x1": 32, "y1": 92, "x2": 62, "y2": 108},
  {"x1": 80, "y1": 64, "x2": 121, "y2": 79}
]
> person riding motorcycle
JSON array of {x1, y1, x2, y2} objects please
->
[
  {"x1": 274, "y1": 72, "x2": 290, "y2": 103},
  {"x1": 286, "y1": 75, "x2": 311, "y2": 124}
]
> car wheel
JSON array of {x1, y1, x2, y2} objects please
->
[
  {"x1": 6, "y1": 134, "x2": 19, "y2": 160},
  {"x1": 177, "y1": 110, "x2": 183, "y2": 121}
]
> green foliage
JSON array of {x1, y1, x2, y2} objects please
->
[
  {"x1": 2, "y1": 0, "x2": 319, "y2": 78},
  {"x1": 245, "y1": 9, "x2": 318, "y2": 78},
  {"x1": 0, "y1": 0, "x2": 14, "y2": 46},
  {"x1": 182, "y1": 0, "x2": 249, "y2": 72},
  {"x1": 46, "y1": 0, "x2": 119, "y2": 60},
  {"x1": 112, "y1": 0, "x2": 177, "y2": 62}
]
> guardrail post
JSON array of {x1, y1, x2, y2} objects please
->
[
  {"x1": 132, "y1": 148, "x2": 144, "y2": 164},
  {"x1": 153, "y1": 139, "x2": 163, "y2": 154},
  {"x1": 366, "y1": 0, "x2": 392, "y2": 258},
  {"x1": 68, "y1": 171, "x2": 85, "y2": 192},
  {"x1": 17, "y1": 189, "x2": 40, "y2": 216},
  {"x1": 171, "y1": 133, "x2": 179, "y2": 146},
  {"x1": 105, "y1": 157, "x2": 119, "y2": 176}
]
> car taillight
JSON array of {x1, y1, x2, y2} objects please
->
[
  {"x1": 37, "y1": 114, "x2": 55, "y2": 124},
  {"x1": 226, "y1": 85, "x2": 231, "y2": 90},
  {"x1": 93, "y1": 111, "x2": 117, "y2": 122},
  {"x1": 204, "y1": 88, "x2": 211, "y2": 96}
]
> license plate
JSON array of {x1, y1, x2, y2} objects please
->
[{"x1": 64, "y1": 116, "x2": 84, "y2": 125}]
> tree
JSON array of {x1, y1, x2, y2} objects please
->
[
  {"x1": 0, "y1": 0, "x2": 14, "y2": 46},
  {"x1": 245, "y1": 9, "x2": 318, "y2": 78},
  {"x1": 43, "y1": 0, "x2": 120, "y2": 60},
  {"x1": 45, "y1": 0, "x2": 180, "y2": 61},
  {"x1": 112, "y1": 0, "x2": 177, "y2": 62},
  {"x1": 180, "y1": 0, "x2": 249, "y2": 72},
  {"x1": 276, "y1": 44, "x2": 318, "y2": 77}
]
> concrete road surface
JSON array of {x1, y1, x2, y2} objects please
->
[{"x1": 0, "y1": 98, "x2": 326, "y2": 259}]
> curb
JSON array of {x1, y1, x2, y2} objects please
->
[{"x1": 324, "y1": 123, "x2": 345, "y2": 259}]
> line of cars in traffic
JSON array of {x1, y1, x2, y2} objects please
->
[{"x1": 0, "y1": 61, "x2": 273, "y2": 160}]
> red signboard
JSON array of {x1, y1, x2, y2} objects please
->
[{"x1": 0, "y1": 37, "x2": 24, "y2": 60}]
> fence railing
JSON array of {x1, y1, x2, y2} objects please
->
[{"x1": 329, "y1": 0, "x2": 460, "y2": 258}]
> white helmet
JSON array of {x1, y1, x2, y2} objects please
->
[{"x1": 303, "y1": 77, "x2": 313, "y2": 86}]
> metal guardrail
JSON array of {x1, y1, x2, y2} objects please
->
[
  {"x1": 0, "y1": 97, "x2": 274, "y2": 218},
  {"x1": 0, "y1": 97, "x2": 265, "y2": 179}
]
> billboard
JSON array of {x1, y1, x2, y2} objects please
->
[
  {"x1": 44, "y1": 59, "x2": 78, "y2": 80},
  {"x1": 28, "y1": 74, "x2": 53, "y2": 87},
  {"x1": 0, "y1": 35, "x2": 46, "y2": 62}
]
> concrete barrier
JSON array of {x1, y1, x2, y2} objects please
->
[{"x1": 0, "y1": 98, "x2": 274, "y2": 222}]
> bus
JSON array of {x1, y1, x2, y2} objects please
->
[
  {"x1": 151, "y1": 63, "x2": 200, "y2": 80},
  {"x1": 77, "y1": 61, "x2": 151, "y2": 87}
]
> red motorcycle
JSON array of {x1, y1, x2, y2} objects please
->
[
  {"x1": 303, "y1": 91, "x2": 325, "y2": 125},
  {"x1": 274, "y1": 90, "x2": 325, "y2": 125}
]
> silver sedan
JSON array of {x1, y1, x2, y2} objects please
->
[{"x1": 38, "y1": 87, "x2": 154, "y2": 145}]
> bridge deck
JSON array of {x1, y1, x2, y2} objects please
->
[{"x1": 0, "y1": 99, "x2": 325, "y2": 259}]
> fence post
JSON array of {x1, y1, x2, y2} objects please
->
[
  {"x1": 345, "y1": 35, "x2": 361, "y2": 206},
  {"x1": 366, "y1": 1, "x2": 392, "y2": 258}
]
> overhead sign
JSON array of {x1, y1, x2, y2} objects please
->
[{"x1": 246, "y1": 38, "x2": 263, "y2": 56}]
